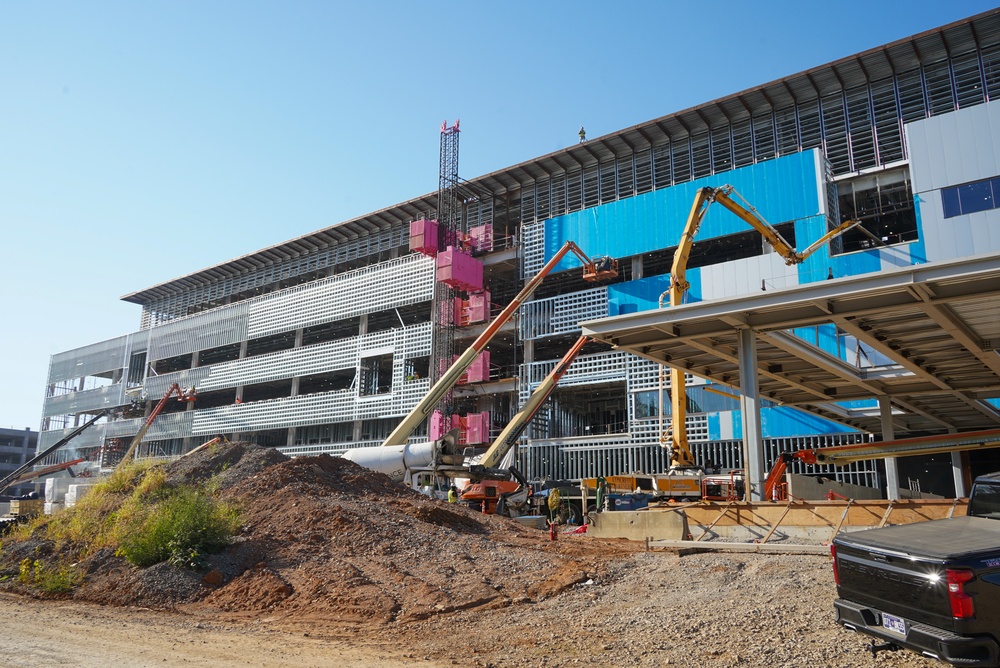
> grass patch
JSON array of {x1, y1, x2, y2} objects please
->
[
  {"x1": 9, "y1": 461, "x2": 240, "y2": 580},
  {"x1": 19, "y1": 558, "x2": 80, "y2": 593}
]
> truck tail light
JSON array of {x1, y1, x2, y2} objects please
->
[
  {"x1": 946, "y1": 568, "x2": 975, "y2": 619},
  {"x1": 830, "y1": 543, "x2": 840, "y2": 586}
]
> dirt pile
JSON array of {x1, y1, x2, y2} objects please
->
[{"x1": 2, "y1": 442, "x2": 638, "y2": 625}]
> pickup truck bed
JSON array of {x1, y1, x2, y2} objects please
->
[{"x1": 834, "y1": 517, "x2": 1000, "y2": 667}]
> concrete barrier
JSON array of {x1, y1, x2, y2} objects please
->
[{"x1": 587, "y1": 508, "x2": 688, "y2": 541}]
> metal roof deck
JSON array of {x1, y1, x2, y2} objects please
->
[
  {"x1": 121, "y1": 9, "x2": 1000, "y2": 306},
  {"x1": 581, "y1": 253, "x2": 1000, "y2": 436}
]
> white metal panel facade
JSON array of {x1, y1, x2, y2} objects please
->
[{"x1": 908, "y1": 100, "x2": 1000, "y2": 263}]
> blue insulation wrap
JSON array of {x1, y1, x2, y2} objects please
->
[{"x1": 543, "y1": 150, "x2": 825, "y2": 273}]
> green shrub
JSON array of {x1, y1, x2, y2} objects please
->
[
  {"x1": 8, "y1": 462, "x2": 240, "y2": 574},
  {"x1": 18, "y1": 558, "x2": 79, "y2": 593},
  {"x1": 115, "y1": 486, "x2": 240, "y2": 569}
]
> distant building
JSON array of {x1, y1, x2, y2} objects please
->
[
  {"x1": 37, "y1": 10, "x2": 1000, "y2": 497},
  {"x1": 0, "y1": 427, "x2": 37, "y2": 497}
]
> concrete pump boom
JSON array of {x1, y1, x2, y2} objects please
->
[
  {"x1": 663, "y1": 185, "x2": 860, "y2": 469},
  {"x1": 381, "y1": 242, "x2": 617, "y2": 448},
  {"x1": 117, "y1": 383, "x2": 197, "y2": 467},
  {"x1": 470, "y1": 334, "x2": 591, "y2": 477}
]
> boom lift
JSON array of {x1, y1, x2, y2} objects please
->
[
  {"x1": 117, "y1": 383, "x2": 197, "y2": 467},
  {"x1": 663, "y1": 185, "x2": 860, "y2": 470},
  {"x1": 0, "y1": 409, "x2": 110, "y2": 495},
  {"x1": 764, "y1": 427, "x2": 1000, "y2": 500},
  {"x1": 461, "y1": 335, "x2": 592, "y2": 516},
  {"x1": 381, "y1": 242, "x2": 617, "y2": 448}
]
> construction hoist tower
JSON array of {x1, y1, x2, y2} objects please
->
[{"x1": 432, "y1": 120, "x2": 462, "y2": 418}]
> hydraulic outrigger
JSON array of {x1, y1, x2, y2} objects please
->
[{"x1": 662, "y1": 185, "x2": 860, "y2": 470}]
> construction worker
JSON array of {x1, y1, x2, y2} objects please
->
[
  {"x1": 578, "y1": 126, "x2": 586, "y2": 143},
  {"x1": 448, "y1": 485, "x2": 458, "y2": 503}
]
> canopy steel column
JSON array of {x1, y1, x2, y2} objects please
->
[
  {"x1": 737, "y1": 328, "x2": 765, "y2": 501},
  {"x1": 952, "y1": 451, "x2": 967, "y2": 497},
  {"x1": 879, "y1": 396, "x2": 900, "y2": 500}
]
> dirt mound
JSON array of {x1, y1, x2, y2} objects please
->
[
  {"x1": 2, "y1": 442, "x2": 639, "y2": 624},
  {"x1": 164, "y1": 440, "x2": 287, "y2": 489}
]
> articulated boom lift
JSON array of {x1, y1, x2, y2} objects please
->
[
  {"x1": 463, "y1": 334, "x2": 592, "y2": 515},
  {"x1": 381, "y1": 241, "x2": 617, "y2": 448},
  {"x1": 117, "y1": 383, "x2": 197, "y2": 467},
  {"x1": 764, "y1": 428, "x2": 1000, "y2": 500},
  {"x1": 666, "y1": 185, "x2": 860, "y2": 469}
]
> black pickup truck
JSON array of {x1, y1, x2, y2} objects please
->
[{"x1": 832, "y1": 472, "x2": 1000, "y2": 666}]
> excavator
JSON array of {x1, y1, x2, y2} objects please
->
[
  {"x1": 764, "y1": 428, "x2": 1000, "y2": 501},
  {"x1": 344, "y1": 242, "x2": 617, "y2": 488},
  {"x1": 662, "y1": 185, "x2": 860, "y2": 471},
  {"x1": 460, "y1": 334, "x2": 592, "y2": 516}
]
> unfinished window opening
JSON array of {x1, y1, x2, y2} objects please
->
[
  {"x1": 359, "y1": 417, "x2": 417, "y2": 441},
  {"x1": 198, "y1": 343, "x2": 241, "y2": 366},
  {"x1": 302, "y1": 317, "x2": 362, "y2": 346},
  {"x1": 359, "y1": 353, "x2": 393, "y2": 397},
  {"x1": 241, "y1": 379, "x2": 294, "y2": 403},
  {"x1": 402, "y1": 356, "x2": 430, "y2": 382},
  {"x1": 546, "y1": 384, "x2": 627, "y2": 438},
  {"x1": 153, "y1": 354, "x2": 193, "y2": 375},
  {"x1": 127, "y1": 352, "x2": 147, "y2": 386},
  {"x1": 189, "y1": 388, "x2": 238, "y2": 410},
  {"x1": 368, "y1": 303, "x2": 431, "y2": 334},
  {"x1": 237, "y1": 428, "x2": 287, "y2": 448},
  {"x1": 632, "y1": 386, "x2": 740, "y2": 420},
  {"x1": 246, "y1": 331, "x2": 297, "y2": 357},
  {"x1": 296, "y1": 422, "x2": 354, "y2": 445},
  {"x1": 298, "y1": 369, "x2": 357, "y2": 395},
  {"x1": 834, "y1": 169, "x2": 917, "y2": 253}
]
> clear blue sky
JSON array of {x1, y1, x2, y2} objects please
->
[{"x1": 1, "y1": 1, "x2": 995, "y2": 430}]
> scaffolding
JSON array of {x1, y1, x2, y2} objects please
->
[{"x1": 432, "y1": 121, "x2": 462, "y2": 418}]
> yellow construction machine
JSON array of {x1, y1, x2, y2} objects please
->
[{"x1": 663, "y1": 185, "x2": 860, "y2": 470}]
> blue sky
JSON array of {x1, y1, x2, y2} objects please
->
[{"x1": 1, "y1": 0, "x2": 995, "y2": 430}]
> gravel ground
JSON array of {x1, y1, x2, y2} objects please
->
[{"x1": 0, "y1": 443, "x2": 948, "y2": 667}]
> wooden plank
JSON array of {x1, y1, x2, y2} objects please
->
[
  {"x1": 830, "y1": 499, "x2": 853, "y2": 541},
  {"x1": 648, "y1": 540, "x2": 828, "y2": 555},
  {"x1": 696, "y1": 500, "x2": 735, "y2": 541},
  {"x1": 760, "y1": 501, "x2": 793, "y2": 544},
  {"x1": 877, "y1": 500, "x2": 895, "y2": 528}
]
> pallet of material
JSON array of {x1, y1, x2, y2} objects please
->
[{"x1": 10, "y1": 499, "x2": 43, "y2": 516}]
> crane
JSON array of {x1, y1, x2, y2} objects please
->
[
  {"x1": 380, "y1": 241, "x2": 617, "y2": 448},
  {"x1": 661, "y1": 185, "x2": 861, "y2": 469}
]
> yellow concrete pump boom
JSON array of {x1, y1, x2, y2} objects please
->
[
  {"x1": 381, "y1": 243, "x2": 617, "y2": 448},
  {"x1": 664, "y1": 185, "x2": 860, "y2": 469}
]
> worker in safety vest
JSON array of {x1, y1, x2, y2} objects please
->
[{"x1": 447, "y1": 486, "x2": 458, "y2": 503}]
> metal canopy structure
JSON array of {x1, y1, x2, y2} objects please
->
[{"x1": 581, "y1": 253, "x2": 1000, "y2": 437}]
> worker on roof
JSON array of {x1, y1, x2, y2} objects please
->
[{"x1": 578, "y1": 126, "x2": 586, "y2": 143}]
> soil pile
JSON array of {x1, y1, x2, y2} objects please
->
[{"x1": 2, "y1": 442, "x2": 638, "y2": 625}]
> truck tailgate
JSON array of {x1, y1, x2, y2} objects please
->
[{"x1": 835, "y1": 517, "x2": 1000, "y2": 631}]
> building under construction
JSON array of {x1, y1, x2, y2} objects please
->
[{"x1": 39, "y1": 10, "x2": 1000, "y2": 499}]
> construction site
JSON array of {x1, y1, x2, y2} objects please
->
[{"x1": 4, "y1": 8, "x2": 1000, "y2": 668}]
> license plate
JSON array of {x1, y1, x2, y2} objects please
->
[{"x1": 881, "y1": 612, "x2": 906, "y2": 636}]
